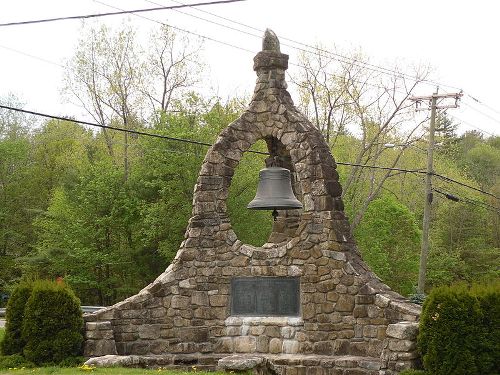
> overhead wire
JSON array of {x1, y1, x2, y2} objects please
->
[
  {"x1": 5, "y1": 0, "x2": 500, "y2": 124},
  {"x1": 467, "y1": 94, "x2": 500, "y2": 117},
  {"x1": 144, "y1": 0, "x2": 500, "y2": 121},
  {"x1": 144, "y1": 0, "x2": 458, "y2": 91},
  {"x1": 0, "y1": 44, "x2": 65, "y2": 68},
  {"x1": 1, "y1": 103, "x2": 498, "y2": 201},
  {"x1": 0, "y1": 104, "x2": 270, "y2": 155},
  {"x1": 462, "y1": 101, "x2": 500, "y2": 126},
  {"x1": 447, "y1": 113, "x2": 496, "y2": 137},
  {"x1": 4, "y1": 0, "x2": 490, "y2": 116},
  {"x1": 0, "y1": 0, "x2": 456, "y2": 97},
  {"x1": 433, "y1": 172, "x2": 499, "y2": 200},
  {"x1": 433, "y1": 187, "x2": 500, "y2": 214},
  {"x1": 93, "y1": 0, "x2": 407, "y2": 94},
  {"x1": 0, "y1": 0, "x2": 246, "y2": 27}
]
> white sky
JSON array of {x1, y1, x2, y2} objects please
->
[{"x1": 0, "y1": 0, "x2": 499, "y2": 136}]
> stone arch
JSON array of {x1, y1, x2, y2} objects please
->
[{"x1": 190, "y1": 74, "x2": 343, "y2": 246}]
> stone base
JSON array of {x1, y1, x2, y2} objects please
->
[
  {"x1": 219, "y1": 354, "x2": 383, "y2": 374},
  {"x1": 84, "y1": 353, "x2": 223, "y2": 371},
  {"x1": 85, "y1": 353, "x2": 395, "y2": 374}
]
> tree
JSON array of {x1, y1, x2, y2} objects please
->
[
  {"x1": 142, "y1": 25, "x2": 204, "y2": 122},
  {"x1": 428, "y1": 200, "x2": 499, "y2": 287},
  {"x1": 355, "y1": 195, "x2": 421, "y2": 295},
  {"x1": 64, "y1": 22, "x2": 205, "y2": 180},
  {"x1": 0, "y1": 96, "x2": 39, "y2": 290},
  {"x1": 64, "y1": 22, "x2": 144, "y2": 180},
  {"x1": 291, "y1": 45, "x2": 431, "y2": 229}
]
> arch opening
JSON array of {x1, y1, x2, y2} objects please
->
[{"x1": 227, "y1": 137, "x2": 303, "y2": 247}]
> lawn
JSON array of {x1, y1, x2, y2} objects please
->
[{"x1": 0, "y1": 368, "x2": 224, "y2": 375}]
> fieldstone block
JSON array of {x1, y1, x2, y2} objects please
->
[
  {"x1": 234, "y1": 336, "x2": 257, "y2": 353},
  {"x1": 218, "y1": 355, "x2": 264, "y2": 370},
  {"x1": 386, "y1": 322, "x2": 419, "y2": 340},
  {"x1": 170, "y1": 295, "x2": 190, "y2": 309},
  {"x1": 138, "y1": 325, "x2": 161, "y2": 340},
  {"x1": 269, "y1": 338, "x2": 282, "y2": 353},
  {"x1": 335, "y1": 295, "x2": 355, "y2": 312},
  {"x1": 388, "y1": 339, "x2": 417, "y2": 352}
]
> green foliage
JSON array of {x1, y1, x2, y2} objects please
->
[
  {"x1": 418, "y1": 282, "x2": 499, "y2": 375},
  {"x1": 0, "y1": 282, "x2": 33, "y2": 355},
  {"x1": 355, "y1": 195, "x2": 421, "y2": 295},
  {"x1": 0, "y1": 353, "x2": 35, "y2": 370},
  {"x1": 428, "y1": 201, "x2": 499, "y2": 288},
  {"x1": 227, "y1": 140, "x2": 273, "y2": 246},
  {"x1": 21, "y1": 280, "x2": 84, "y2": 366},
  {"x1": 470, "y1": 281, "x2": 500, "y2": 372}
]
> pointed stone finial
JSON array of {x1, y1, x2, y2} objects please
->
[
  {"x1": 262, "y1": 29, "x2": 280, "y2": 52},
  {"x1": 253, "y1": 28, "x2": 288, "y2": 73}
]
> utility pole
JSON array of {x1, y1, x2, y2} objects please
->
[{"x1": 410, "y1": 90, "x2": 463, "y2": 294}]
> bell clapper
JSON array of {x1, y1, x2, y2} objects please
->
[{"x1": 272, "y1": 209, "x2": 278, "y2": 221}]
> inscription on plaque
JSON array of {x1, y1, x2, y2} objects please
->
[{"x1": 231, "y1": 277, "x2": 300, "y2": 316}]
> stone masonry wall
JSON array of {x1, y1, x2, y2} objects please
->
[{"x1": 84, "y1": 30, "x2": 421, "y2": 374}]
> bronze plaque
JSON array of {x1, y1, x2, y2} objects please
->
[{"x1": 231, "y1": 277, "x2": 300, "y2": 316}]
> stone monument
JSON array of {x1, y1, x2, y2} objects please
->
[{"x1": 84, "y1": 29, "x2": 421, "y2": 374}]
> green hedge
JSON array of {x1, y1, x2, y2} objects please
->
[
  {"x1": 0, "y1": 282, "x2": 33, "y2": 355},
  {"x1": 418, "y1": 281, "x2": 499, "y2": 375},
  {"x1": 0, "y1": 280, "x2": 84, "y2": 366},
  {"x1": 21, "y1": 280, "x2": 84, "y2": 365}
]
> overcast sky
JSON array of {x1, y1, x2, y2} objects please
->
[{"x1": 1, "y1": 0, "x2": 499, "y2": 136}]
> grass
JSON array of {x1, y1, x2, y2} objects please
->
[
  {"x1": 0, "y1": 368, "x2": 225, "y2": 375},
  {"x1": 0, "y1": 327, "x2": 4, "y2": 343}
]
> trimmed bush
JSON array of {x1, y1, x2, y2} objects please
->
[
  {"x1": 21, "y1": 280, "x2": 84, "y2": 365},
  {"x1": 471, "y1": 282, "x2": 500, "y2": 373},
  {"x1": 399, "y1": 370, "x2": 427, "y2": 375},
  {"x1": 418, "y1": 282, "x2": 499, "y2": 375},
  {"x1": 0, "y1": 281, "x2": 33, "y2": 355}
]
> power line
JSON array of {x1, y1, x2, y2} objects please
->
[
  {"x1": 94, "y1": 0, "x2": 402, "y2": 93},
  {"x1": 467, "y1": 93, "x2": 500, "y2": 117},
  {"x1": 434, "y1": 187, "x2": 500, "y2": 214},
  {"x1": 0, "y1": 0, "x2": 245, "y2": 27},
  {"x1": 335, "y1": 161, "x2": 424, "y2": 175},
  {"x1": 433, "y1": 172, "x2": 499, "y2": 200},
  {"x1": 8, "y1": 0, "x2": 497, "y2": 113},
  {"x1": 0, "y1": 44, "x2": 65, "y2": 68},
  {"x1": 462, "y1": 101, "x2": 500, "y2": 126},
  {"x1": 147, "y1": 0, "x2": 461, "y2": 91},
  {"x1": 0, "y1": 104, "x2": 270, "y2": 155},
  {"x1": 0, "y1": 104, "x2": 430, "y2": 173},
  {"x1": 0, "y1": 0, "x2": 469, "y2": 103},
  {"x1": 3, "y1": 103, "x2": 499, "y2": 202},
  {"x1": 448, "y1": 113, "x2": 496, "y2": 137}
]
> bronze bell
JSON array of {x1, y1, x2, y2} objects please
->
[{"x1": 248, "y1": 166, "x2": 303, "y2": 220}]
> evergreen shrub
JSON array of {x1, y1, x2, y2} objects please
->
[
  {"x1": 21, "y1": 280, "x2": 84, "y2": 365},
  {"x1": 0, "y1": 281, "x2": 33, "y2": 355},
  {"x1": 418, "y1": 281, "x2": 499, "y2": 375},
  {"x1": 471, "y1": 281, "x2": 500, "y2": 373}
]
